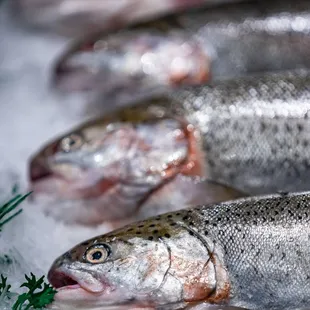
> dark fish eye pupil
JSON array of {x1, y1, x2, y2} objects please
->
[{"x1": 92, "y1": 251, "x2": 102, "y2": 260}]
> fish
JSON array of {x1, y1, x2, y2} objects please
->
[
  {"x1": 53, "y1": 0, "x2": 310, "y2": 108},
  {"x1": 11, "y1": 0, "x2": 253, "y2": 38},
  {"x1": 47, "y1": 191, "x2": 310, "y2": 310},
  {"x1": 29, "y1": 111, "x2": 246, "y2": 225},
  {"x1": 31, "y1": 69, "x2": 310, "y2": 215}
]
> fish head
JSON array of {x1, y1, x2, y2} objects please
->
[
  {"x1": 48, "y1": 210, "x2": 230, "y2": 308},
  {"x1": 54, "y1": 23, "x2": 210, "y2": 103},
  {"x1": 29, "y1": 100, "x2": 205, "y2": 224}
]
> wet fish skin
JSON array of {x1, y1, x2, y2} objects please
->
[
  {"x1": 29, "y1": 108, "x2": 245, "y2": 225},
  {"x1": 12, "y1": 0, "x2": 246, "y2": 37},
  {"x1": 56, "y1": 69, "x2": 310, "y2": 196},
  {"x1": 48, "y1": 191, "x2": 310, "y2": 309},
  {"x1": 169, "y1": 69, "x2": 310, "y2": 195},
  {"x1": 29, "y1": 69, "x2": 310, "y2": 224},
  {"x1": 54, "y1": 0, "x2": 310, "y2": 107}
]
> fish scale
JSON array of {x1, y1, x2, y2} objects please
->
[
  {"x1": 179, "y1": 193, "x2": 310, "y2": 309},
  {"x1": 168, "y1": 70, "x2": 310, "y2": 194}
]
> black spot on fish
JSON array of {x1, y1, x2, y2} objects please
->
[
  {"x1": 182, "y1": 216, "x2": 188, "y2": 221},
  {"x1": 205, "y1": 220, "x2": 210, "y2": 225},
  {"x1": 127, "y1": 228, "x2": 134, "y2": 232},
  {"x1": 138, "y1": 224, "x2": 144, "y2": 228},
  {"x1": 281, "y1": 252, "x2": 286, "y2": 260},
  {"x1": 81, "y1": 242, "x2": 89, "y2": 246},
  {"x1": 276, "y1": 243, "x2": 280, "y2": 249},
  {"x1": 167, "y1": 215, "x2": 173, "y2": 218},
  {"x1": 189, "y1": 231, "x2": 194, "y2": 236},
  {"x1": 148, "y1": 236, "x2": 154, "y2": 241},
  {"x1": 170, "y1": 222, "x2": 176, "y2": 227},
  {"x1": 153, "y1": 230, "x2": 158, "y2": 234},
  {"x1": 285, "y1": 123, "x2": 292, "y2": 133},
  {"x1": 272, "y1": 125, "x2": 278, "y2": 134},
  {"x1": 164, "y1": 234, "x2": 171, "y2": 238},
  {"x1": 268, "y1": 253, "x2": 274, "y2": 261},
  {"x1": 204, "y1": 230, "x2": 209, "y2": 236},
  {"x1": 136, "y1": 232, "x2": 142, "y2": 235},
  {"x1": 260, "y1": 122, "x2": 266, "y2": 132},
  {"x1": 149, "y1": 224, "x2": 155, "y2": 228}
]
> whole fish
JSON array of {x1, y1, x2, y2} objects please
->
[
  {"x1": 53, "y1": 0, "x2": 310, "y2": 107},
  {"x1": 30, "y1": 70, "x2": 310, "y2": 225},
  {"x1": 29, "y1": 109, "x2": 245, "y2": 225},
  {"x1": 12, "y1": 0, "x2": 248, "y2": 37},
  {"x1": 47, "y1": 191, "x2": 310, "y2": 310}
]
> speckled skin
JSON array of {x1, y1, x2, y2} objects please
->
[
  {"x1": 111, "y1": 70, "x2": 310, "y2": 195},
  {"x1": 169, "y1": 70, "x2": 310, "y2": 194},
  {"x1": 49, "y1": 191, "x2": 310, "y2": 310},
  {"x1": 54, "y1": 0, "x2": 310, "y2": 106},
  {"x1": 175, "y1": 0, "x2": 310, "y2": 79}
]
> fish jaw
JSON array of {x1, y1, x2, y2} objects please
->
[{"x1": 48, "y1": 266, "x2": 134, "y2": 308}]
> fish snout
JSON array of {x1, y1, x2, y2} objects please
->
[
  {"x1": 29, "y1": 157, "x2": 52, "y2": 182},
  {"x1": 48, "y1": 267, "x2": 78, "y2": 289}
]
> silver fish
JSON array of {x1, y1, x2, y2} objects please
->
[
  {"x1": 47, "y1": 191, "x2": 310, "y2": 310},
  {"x1": 12, "y1": 0, "x2": 247, "y2": 37},
  {"x1": 53, "y1": 0, "x2": 310, "y2": 107},
  {"x1": 28, "y1": 109, "x2": 246, "y2": 225},
  {"x1": 32, "y1": 69, "x2": 310, "y2": 206}
]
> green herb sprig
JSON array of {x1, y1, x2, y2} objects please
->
[
  {"x1": 12, "y1": 273, "x2": 57, "y2": 310},
  {"x1": 0, "y1": 192, "x2": 32, "y2": 231}
]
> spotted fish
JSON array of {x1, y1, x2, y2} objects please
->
[
  {"x1": 53, "y1": 0, "x2": 310, "y2": 106},
  {"x1": 31, "y1": 69, "x2": 310, "y2": 207},
  {"x1": 48, "y1": 191, "x2": 310, "y2": 310}
]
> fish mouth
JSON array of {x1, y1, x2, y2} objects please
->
[
  {"x1": 48, "y1": 268, "x2": 138, "y2": 307},
  {"x1": 48, "y1": 268, "x2": 106, "y2": 294}
]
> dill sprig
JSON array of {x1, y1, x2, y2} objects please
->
[
  {"x1": 0, "y1": 192, "x2": 32, "y2": 231},
  {"x1": 12, "y1": 273, "x2": 57, "y2": 310}
]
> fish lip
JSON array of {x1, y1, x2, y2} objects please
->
[{"x1": 48, "y1": 267, "x2": 108, "y2": 294}]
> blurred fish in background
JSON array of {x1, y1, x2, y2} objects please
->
[{"x1": 51, "y1": 0, "x2": 310, "y2": 109}]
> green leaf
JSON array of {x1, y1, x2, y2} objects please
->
[
  {"x1": 0, "y1": 191, "x2": 32, "y2": 231},
  {"x1": 0, "y1": 275, "x2": 11, "y2": 294},
  {"x1": 12, "y1": 273, "x2": 57, "y2": 309}
]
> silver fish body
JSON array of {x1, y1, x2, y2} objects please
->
[
  {"x1": 54, "y1": 0, "x2": 310, "y2": 107},
  {"x1": 30, "y1": 70, "x2": 310, "y2": 225},
  {"x1": 167, "y1": 70, "x2": 310, "y2": 194},
  {"x1": 48, "y1": 191, "x2": 310, "y2": 310}
]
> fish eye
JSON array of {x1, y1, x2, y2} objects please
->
[
  {"x1": 60, "y1": 134, "x2": 84, "y2": 152},
  {"x1": 84, "y1": 244, "x2": 111, "y2": 264}
]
